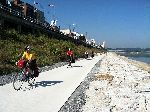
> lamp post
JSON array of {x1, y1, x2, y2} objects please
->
[
  {"x1": 48, "y1": 4, "x2": 55, "y2": 20},
  {"x1": 72, "y1": 23, "x2": 76, "y2": 32},
  {"x1": 33, "y1": 1, "x2": 39, "y2": 23}
]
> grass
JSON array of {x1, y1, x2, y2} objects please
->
[{"x1": 0, "y1": 29, "x2": 103, "y2": 75}]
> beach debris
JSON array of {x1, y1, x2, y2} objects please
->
[{"x1": 95, "y1": 73, "x2": 114, "y2": 81}]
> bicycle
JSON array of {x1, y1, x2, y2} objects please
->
[{"x1": 13, "y1": 59, "x2": 36, "y2": 90}]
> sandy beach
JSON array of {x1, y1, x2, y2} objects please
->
[{"x1": 118, "y1": 54, "x2": 150, "y2": 73}]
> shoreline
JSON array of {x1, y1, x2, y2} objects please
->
[
  {"x1": 82, "y1": 53, "x2": 150, "y2": 111},
  {"x1": 116, "y1": 53, "x2": 150, "y2": 73}
]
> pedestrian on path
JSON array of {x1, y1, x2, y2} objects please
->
[
  {"x1": 85, "y1": 51, "x2": 88, "y2": 59},
  {"x1": 91, "y1": 51, "x2": 94, "y2": 58}
]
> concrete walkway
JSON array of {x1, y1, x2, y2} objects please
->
[{"x1": 0, "y1": 54, "x2": 104, "y2": 112}]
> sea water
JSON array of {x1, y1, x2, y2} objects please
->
[
  {"x1": 115, "y1": 51, "x2": 150, "y2": 64},
  {"x1": 128, "y1": 56, "x2": 150, "y2": 64}
]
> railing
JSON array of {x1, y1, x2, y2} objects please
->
[
  {"x1": 0, "y1": 4, "x2": 23, "y2": 18},
  {"x1": 0, "y1": 4, "x2": 95, "y2": 48},
  {"x1": 0, "y1": 4, "x2": 51, "y2": 29}
]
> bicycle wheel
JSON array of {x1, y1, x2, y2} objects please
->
[
  {"x1": 0, "y1": 76, "x2": 5, "y2": 86},
  {"x1": 13, "y1": 72, "x2": 24, "y2": 90},
  {"x1": 27, "y1": 73, "x2": 35, "y2": 85}
]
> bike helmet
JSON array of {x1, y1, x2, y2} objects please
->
[{"x1": 24, "y1": 45, "x2": 30, "y2": 51}]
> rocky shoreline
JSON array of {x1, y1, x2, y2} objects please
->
[
  {"x1": 117, "y1": 54, "x2": 150, "y2": 73},
  {"x1": 59, "y1": 53, "x2": 150, "y2": 112}
]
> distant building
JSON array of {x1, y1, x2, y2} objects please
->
[
  {"x1": 90, "y1": 39, "x2": 96, "y2": 46},
  {"x1": 60, "y1": 29, "x2": 84, "y2": 39},
  {"x1": 97, "y1": 41, "x2": 106, "y2": 49},
  {"x1": 101, "y1": 41, "x2": 106, "y2": 48},
  {"x1": 6, "y1": 0, "x2": 45, "y2": 22},
  {"x1": 50, "y1": 20, "x2": 57, "y2": 26},
  {"x1": 60, "y1": 29, "x2": 71, "y2": 35},
  {"x1": 36, "y1": 9, "x2": 45, "y2": 22},
  {"x1": 24, "y1": 3, "x2": 34, "y2": 18},
  {"x1": 86, "y1": 39, "x2": 90, "y2": 44},
  {"x1": 13, "y1": 0, "x2": 21, "y2": 5},
  {"x1": 72, "y1": 31, "x2": 80, "y2": 39}
]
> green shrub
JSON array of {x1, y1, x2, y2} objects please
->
[{"x1": 0, "y1": 29, "x2": 102, "y2": 75}]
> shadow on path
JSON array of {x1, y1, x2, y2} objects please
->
[
  {"x1": 72, "y1": 65, "x2": 83, "y2": 67},
  {"x1": 86, "y1": 58, "x2": 92, "y2": 60},
  {"x1": 34, "y1": 80, "x2": 63, "y2": 88},
  {"x1": 67, "y1": 65, "x2": 83, "y2": 68}
]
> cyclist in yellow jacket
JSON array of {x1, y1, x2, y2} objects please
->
[
  {"x1": 22, "y1": 46, "x2": 39, "y2": 77},
  {"x1": 22, "y1": 46, "x2": 33, "y2": 61}
]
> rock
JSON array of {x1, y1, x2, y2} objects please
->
[{"x1": 82, "y1": 53, "x2": 150, "y2": 112}]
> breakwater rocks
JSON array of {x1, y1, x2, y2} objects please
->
[
  {"x1": 82, "y1": 53, "x2": 150, "y2": 111},
  {"x1": 60, "y1": 53, "x2": 150, "y2": 112}
]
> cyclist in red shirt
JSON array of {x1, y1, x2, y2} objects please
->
[{"x1": 67, "y1": 48, "x2": 73, "y2": 66}]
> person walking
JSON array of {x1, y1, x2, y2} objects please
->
[
  {"x1": 91, "y1": 51, "x2": 94, "y2": 58},
  {"x1": 85, "y1": 51, "x2": 88, "y2": 59}
]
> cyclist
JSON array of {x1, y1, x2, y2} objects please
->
[
  {"x1": 66, "y1": 48, "x2": 73, "y2": 66},
  {"x1": 21, "y1": 45, "x2": 39, "y2": 77}
]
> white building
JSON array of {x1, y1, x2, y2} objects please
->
[
  {"x1": 86, "y1": 39, "x2": 90, "y2": 44},
  {"x1": 60, "y1": 29, "x2": 71, "y2": 35},
  {"x1": 101, "y1": 41, "x2": 106, "y2": 48},
  {"x1": 72, "y1": 31, "x2": 80, "y2": 39},
  {"x1": 60, "y1": 29, "x2": 82, "y2": 39},
  {"x1": 90, "y1": 39, "x2": 96, "y2": 46},
  {"x1": 50, "y1": 20, "x2": 57, "y2": 26}
]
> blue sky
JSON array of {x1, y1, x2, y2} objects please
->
[{"x1": 23, "y1": 0, "x2": 150, "y2": 48}]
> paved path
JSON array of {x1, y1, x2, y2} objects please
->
[{"x1": 0, "y1": 54, "x2": 104, "y2": 112}]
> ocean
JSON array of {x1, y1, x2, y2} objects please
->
[
  {"x1": 128, "y1": 56, "x2": 150, "y2": 64},
  {"x1": 111, "y1": 50, "x2": 150, "y2": 64}
]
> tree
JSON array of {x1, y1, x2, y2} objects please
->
[{"x1": 79, "y1": 35, "x2": 86, "y2": 42}]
